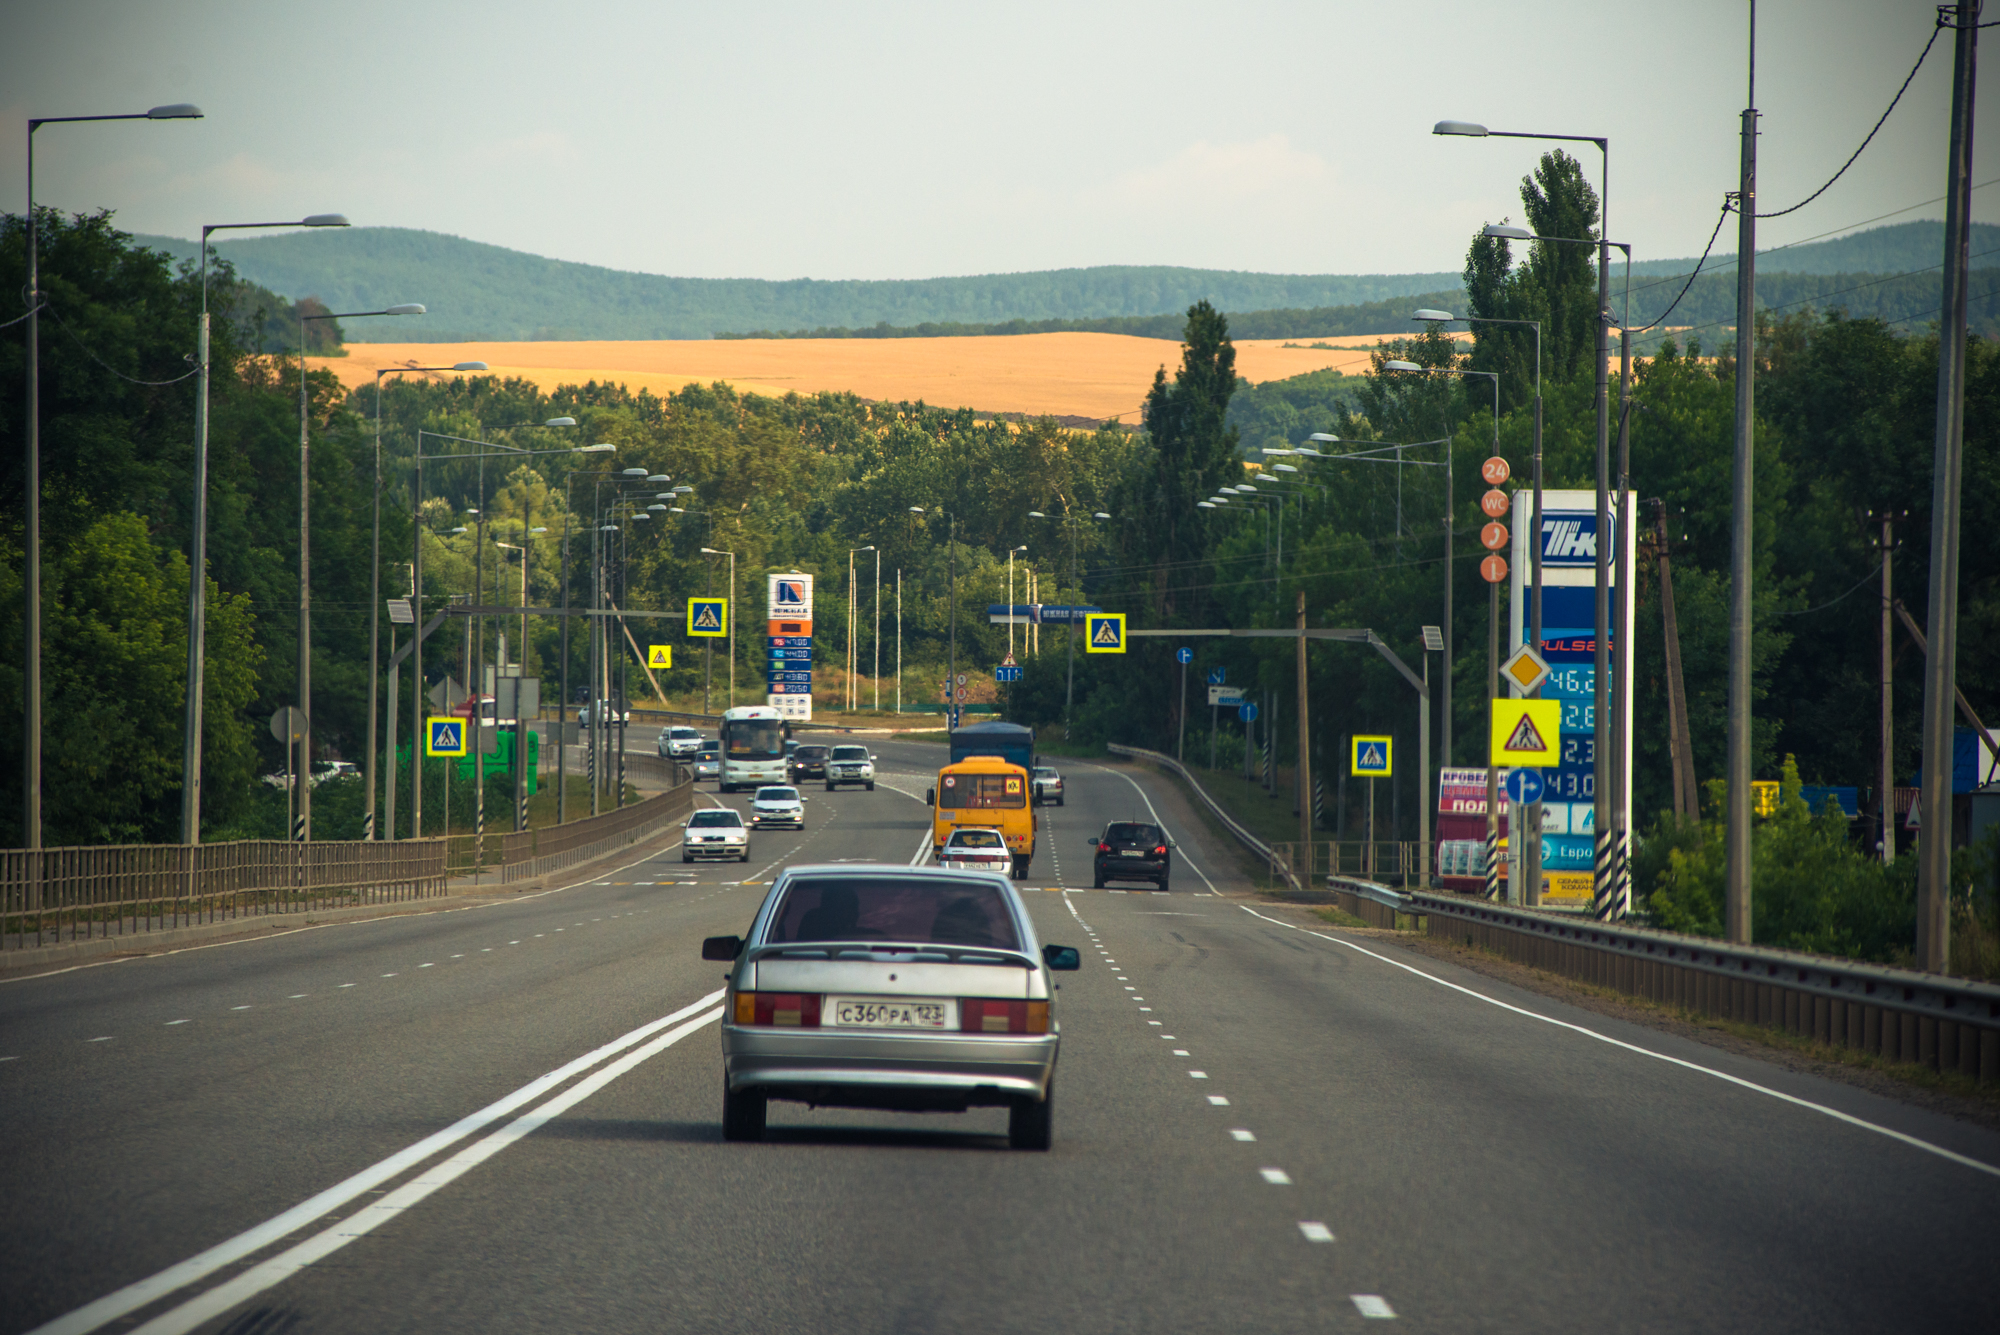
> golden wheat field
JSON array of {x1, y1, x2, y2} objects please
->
[{"x1": 313, "y1": 332, "x2": 1401, "y2": 423}]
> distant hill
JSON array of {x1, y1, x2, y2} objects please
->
[
  {"x1": 130, "y1": 227, "x2": 1461, "y2": 342},
  {"x1": 128, "y1": 217, "x2": 1997, "y2": 347}
]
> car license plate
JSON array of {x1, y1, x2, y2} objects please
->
[
  {"x1": 826, "y1": 996, "x2": 955, "y2": 1029},
  {"x1": 1120, "y1": 849, "x2": 1144, "y2": 857}
]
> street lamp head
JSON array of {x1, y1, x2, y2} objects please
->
[
  {"x1": 621, "y1": 467, "x2": 648, "y2": 477},
  {"x1": 384, "y1": 303, "x2": 426, "y2": 316},
  {"x1": 1274, "y1": 464, "x2": 1298, "y2": 473},
  {"x1": 1308, "y1": 432, "x2": 1339, "y2": 443},
  {"x1": 600, "y1": 525, "x2": 618, "y2": 532},
  {"x1": 1026, "y1": 510, "x2": 1045, "y2": 518},
  {"x1": 530, "y1": 526, "x2": 547, "y2": 533},
  {"x1": 448, "y1": 526, "x2": 468, "y2": 535},
  {"x1": 453, "y1": 361, "x2": 489, "y2": 371},
  {"x1": 146, "y1": 103, "x2": 204, "y2": 119},
  {"x1": 909, "y1": 506, "x2": 926, "y2": 514},
  {"x1": 646, "y1": 474, "x2": 671, "y2": 484},
  {"x1": 672, "y1": 485, "x2": 693, "y2": 493},
  {"x1": 544, "y1": 417, "x2": 577, "y2": 427},
  {"x1": 1413, "y1": 308, "x2": 1458, "y2": 322},
  {"x1": 1384, "y1": 359, "x2": 1422, "y2": 372},
  {"x1": 1434, "y1": 120, "x2": 1488, "y2": 137},
  {"x1": 1197, "y1": 501, "x2": 1217, "y2": 509},
  {"x1": 575, "y1": 443, "x2": 616, "y2": 453},
  {"x1": 647, "y1": 503, "x2": 668, "y2": 511},
  {"x1": 700, "y1": 547, "x2": 724, "y2": 555},
  {"x1": 1483, "y1": 224, "x2": 1535, "y2": 241},
  {"x1": 1093, "y1": 512, "x2": 1111, "y2": 520},
  {"x1": 1011, "y1": 545, "x2": 1028, "y2": 553},
  {"x1": 630, "y1": 513, "x2": 650, "y2": 521},
  {"x1": 301, "y1": 214, "x2": 349, "y2": 228},
  {"x1": 669, "y1": 507, "x2": 686, "y2": 513}
]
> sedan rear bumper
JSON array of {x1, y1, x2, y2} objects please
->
[{"x1": 723, "y1": 1025, "x2": 1057, "y2": 1107}]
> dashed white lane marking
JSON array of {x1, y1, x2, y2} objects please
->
[
  {"x1": 480, "y1": 948, "x2": 492, "y2": 953},
  {"x1": 1173, "y1": 1050, "x2": 1190, "y2": 1056},
  {"x1": 165, "y1": 1020, "x2": 189, "y2": 1026},
  {"x1": 37, "y1": 992, "x2": 728, "y2": 1335},
  {"x1": 0, "y1": 1054, "x2": 17, "y2": 1061},
  {"x1": 418, "y1": 963, "x2": 434, "y2": 968},
  {"x1": 1208, "y1": 1095, "x2": 1230, "y2": 1105},
  {"x1": 1259, "y1": 1168, "x2": 1291, "y2": 1185},
  {"x1": 1351, "y1": 1295, "x2": 1396, "y2": 1318},
  {"x1": 507, "y1": 941, "x2": 520, "y2": 946},
  {"x1": 1147, "y1": 1021, "x2": 1162, "y2": 1026},
  {"x1": 1138, "y1": 1007, "x2": 1152, "y2": 1012},
  {"x1": 337, "y1": 984, "x2": 355, "y2": 989},
  {"x1": 1189, "y1": 1070, "x2": 1208, "y2": 1079},
  {"x1": 1231, "y1": 1129, "x2": 1256, "y2": 1141},
  {"x1": 1235, "y1": 904, "x2": 2000, "y2": 1182},
  {"x1": 1299, "y1": 1222, "x2": 1335, "y2": 1243},
  {"x1": 287, "y1": 994, "x2": 307, "y2": 999},
  {"x1": 87, "y1": 1036, "x2": 112, "y2": 1043},
  {"x1": 450, "y1": 954, "x2": 463, "y2": 959},
  {"x1": 230, "y1": 1006, "x2": 251, "y2": 1011}
]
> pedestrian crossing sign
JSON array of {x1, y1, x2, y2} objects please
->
[
  {"x1": 1084, "y1": 612, "x2": 1126, "y2": 653},
  {"x1": 1350, "y1": 735, "x2": 1393, "y2": 777},
  {"x1": 426, "y1": 718, "x2": 467, "y2": 757},
  {"x1": 647, "y1": 644, "x2": 673, "y2": 669},
  {"x1": 1490, "y1": 698, "x2": 1561, "y2": 766},
  {"x1": 687, "y1": 598, "x2": 727, "y2": 638}
]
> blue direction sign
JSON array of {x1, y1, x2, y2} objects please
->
[
  {"x1": 1238, "y1": 702, "x2": 1259, "y2": 723},
  {"x1": 996, "y1": 666, "x2": 1023, "y2": 683},
  {"x1": 1176, "y1": 647, "x2": 1194, "y2": 665},
  {"x1": 1207, "y1": 667, "x2": 1226, "y2": 686},
  {"x1": 1504, "y1": 768, "x2": 1546, "y2": 804}
]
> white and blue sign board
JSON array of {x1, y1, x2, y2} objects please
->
[
  {"x1": 1509, "y1": 488, "x2": 1632, "y2": 890},
  {"x1": 1207, "y1": 667, "x2": 1227, "y2": 685},
  {"x1": 996, "y1": 666, "x2": 1023, "y2": 683}
]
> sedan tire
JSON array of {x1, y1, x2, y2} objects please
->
[
  {"x1": 1008, "y1": 1084, "x2": 1053, "y2": 1151},
  {"x1": 722, "y1": 1083, "x2": 767, "y2": 1142}
]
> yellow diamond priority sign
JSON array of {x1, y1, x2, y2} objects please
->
[
  {"x1": 1490, "y1": 698, "x2": 1560, "y2": 766},
  {"x1": 1084, "y1": 612, "x2": 1126, "y2": 653},
  {"x1": 1501, "y1": 643, "x2": 1550, "y2": 696}
]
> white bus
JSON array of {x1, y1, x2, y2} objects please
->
[{"x1": 719, "y1": 705, "x2": 788, "y2": 792}]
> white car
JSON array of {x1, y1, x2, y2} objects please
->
[
  {"x1": 310, "y1": 760, "x2": 360, "y2": 787},
  {"x1": 659, "y1": 725, "x2": 703, "y2": 759},
  {"x1": 683, "y1": 808, "x2": 749, "y2": 862},
  {"x1": 750, "y1": 785, "x2": 806, "y2": 829},
  {"x1": 937, "y1": 826, "x2": 1015, "y2": 875},
  {"x1": 824, "y1": 744, "x2": 876, "y2": 791},
  {"x1": 578, "y1": 701, "x2": 630, "y2": 727},
  {"x1": 693, "y1": 745, "x2": 721, "y2": 781}
]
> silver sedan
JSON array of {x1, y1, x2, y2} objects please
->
[{"x1": 702, "y1": 864, "x2": 1081, "y2": 1149}]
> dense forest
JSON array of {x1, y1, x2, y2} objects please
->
[{"x1": 5, "y1": 174, "x2": 1998, "y2": 960}]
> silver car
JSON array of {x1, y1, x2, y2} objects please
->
[
  {"x1": 682, "y1": 807, "x2": 749, "y2": 862},
  {"x1": 750, "y1": 785, "x2": 806, "y2": 829},
  {"x1": 702, "y1": 864, "x2": 1081, "y2": 1149}
]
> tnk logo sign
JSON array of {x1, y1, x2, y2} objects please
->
[{"x1": 1540, "y1": 513, "x2": 1612, "y2": 567}]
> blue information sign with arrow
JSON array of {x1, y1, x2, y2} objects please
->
[
  {"x1": 1207, "y1": 667, "x2": 1226, "y2": 686},
  {"x1": 1237, "y1": 702, "x2": 1258, "y2": 723}
]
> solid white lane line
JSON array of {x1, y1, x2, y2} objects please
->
[
  {"x1": 1236, "y1": 905, "x2": 2000, "y2": 1181},
  {"x1": 1259, "y1": 1168, "x2": 1292, "y2": 1185},
  {"x1": 1351, "y1": 1295, "x2": 1396, "y2": 1318},
  {"x1": 30, "y1": 991, "x2": 726, "y2": 1335},
  {"x1": 123, "y1": 1007, "x2": 726, "y2": 1335},
  {"x1": 1298, "y1": 1222, "x2": 1334, "y2": 1243}
]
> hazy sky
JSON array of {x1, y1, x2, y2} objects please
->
[{"x1": 5, "y1": 0, "x2": 1992, "y2": 281}]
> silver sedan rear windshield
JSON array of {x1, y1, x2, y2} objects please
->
[{"x1": 767, "y1": 876, "x2": 1019, "y2": 950}]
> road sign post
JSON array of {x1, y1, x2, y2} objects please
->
[{"x1": 1177, "y1": 647, "x2": 1192, "y2": 760}]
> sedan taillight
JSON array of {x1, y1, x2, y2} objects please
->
[
  {"x1": 1154, "y1": 845, "x2": 1167, "y2": 856},
  {"x1": 1098, "y1": 842, "x2": 1111, "y2": 854},
  {"x1": 734, "y1": 992, "x2": 822, "y2": 1027},
  {"x1": 960, "y1": 999, "x2": 1050, "y2": 1035}
]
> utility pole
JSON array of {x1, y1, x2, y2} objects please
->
[
  {"x1": 1724, "y1": 5, "x2": 1759, "y2": 946},
  {"x1": 1875, "y1": 509, "x2": 1900, "y2": 864},
  {"x1": 1652, "y1": 502, "x2": 1698, "y2": 821},
  {"x1": 1296, "y1": 590, "x2": 1312, "y2": 885},
  {"x1": 1918, "y1": 0, "x2": 1981, "y2": 972}
]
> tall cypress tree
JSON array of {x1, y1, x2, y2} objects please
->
[{"x1": 1135, "y1": 301, "x2": 1240, "y2": 619}]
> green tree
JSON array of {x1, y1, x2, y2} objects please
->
[{"x1": 1129, "y1": 301, "x2": 1242, "y2": 620}]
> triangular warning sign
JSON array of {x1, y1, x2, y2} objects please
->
[
  {"x1": 693, "y1": 605, "x2": 721, "y2": 630},
  {"x1": 648, "y1": 645, "x2": 672, "y2": 669},
  {"x1": 1092, "y1": 619, "x2": 1120, "y2": 646},
  {"x1": 1361, "y1": 744, "x2": 1384, "y2": 768},
  {"x1": 1501, "y1": 711, "x2": 1548, "y2": 754}
]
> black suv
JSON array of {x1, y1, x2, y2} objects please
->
[
  {"x1": 1091, "y1": 821, "x2": 1174, "y2": 891},
  {"x1": 790, "y1": 744, "x2": 830, "y2": 781}
]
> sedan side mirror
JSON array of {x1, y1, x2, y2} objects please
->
[
  {"x1": 701, "y1": 935, "x2": 743, "y2": 961},
  {"x1": 1042, "y1": 944, "x2": 1081, "y2": 971}
]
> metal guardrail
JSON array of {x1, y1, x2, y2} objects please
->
[
  {"x1": 1318, "y1": 879, "x2": 2000, "y2": 1082},
  {"x1": 445, "y1": 779, "x2": 695, "y2": 883},
  {"x1": 1271, "y1": 841, "x2": 1423, "y2": 886},
  {"x1": 0, "y1": 839, "x2": 447, "y2": 951}
]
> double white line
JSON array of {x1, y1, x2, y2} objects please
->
[{"x1": 34, "y1": 993, "x2": 728, "y2": 1335}]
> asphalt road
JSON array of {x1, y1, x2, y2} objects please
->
[{"x1": 3, "y1": 736, "x2": 1996, "y2": 1333}]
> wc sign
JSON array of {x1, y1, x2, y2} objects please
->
[{"x1": 767, "y1": 574, "x2": 813, "y2": 620}]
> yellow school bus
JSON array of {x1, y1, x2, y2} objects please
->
[{"x1": 928, "y1": 756, "x2": 1037, "y2": 879}]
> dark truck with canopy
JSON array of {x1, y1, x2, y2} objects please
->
[{"x1": 948, "y1": 721, "x2": 1035, "y2": 773}]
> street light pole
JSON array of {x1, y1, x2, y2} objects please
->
[
  {"x1": 702, "y1": 548, "x2": 737, "y2": 711},
  {"x1": 367, "y1": 362, "x2": 487, "y2": 840},
  {"x1": 294, "y1": 302, "x2": 422, "y2": 842},
  {"x1": 22, "y1": 102, "x2": 200, "y2": 854}
]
